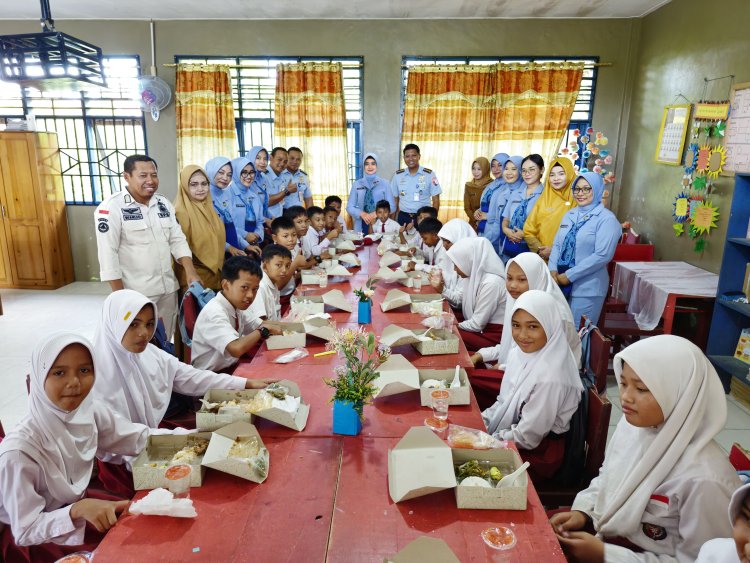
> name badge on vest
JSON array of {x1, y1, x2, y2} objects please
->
[
  {"x1": 157, "y1": 201, "x2": 170, "y2": 218},
  {"x1": 121, "y1": 207, "x2": 143, "y2": 221}
]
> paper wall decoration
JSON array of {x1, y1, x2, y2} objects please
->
[
  {"x1": 694, "y1": 102, "x2": 730, "y2": 120},
  {"x1": 684, "y1": 143, "x2": 699, "y2": 174},
  {"x1": 707, "y1": 145, "x2": 727, "y2": 179},
  {"x1": 691, "y1": 201, "x2": 719, "y2": 235},
  {"x1": 655, "y1": 104, "x2": 692, "y2": 165},
  {"x1": 696, "y1": 144, "x2": 712, "y2": 175},
  {"x1": 673, "y1": 192, "x2": 690, "y2": 223}
]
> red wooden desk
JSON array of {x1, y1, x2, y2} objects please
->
[
  {"x1": 93, "y1": 436, "x2": 343, "y2": 562},
  {"x1": 327, "y1": 437, "x2": 565, "y2": 562}
]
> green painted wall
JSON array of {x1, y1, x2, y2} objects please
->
[
  {"x1": 0, "y1": 18, "x2": 639, "y2": 280},
  {"x1": 618, "y1": 0, "x2": 750, "y2": 273}
]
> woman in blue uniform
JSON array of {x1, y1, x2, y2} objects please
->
[
  {"x1": 548, "y1": 171, "x2": 621, "y2": 326},
  {"x1": 481, "y1": 155, "x2": 524, "y2": 254},
  {"x1": 231, "y1": 156, "x2": 265, "y2": 249},
  {"x1": 347, "y1": 152, "x2": 393, "y2": 233},
  {"x1": 474, "y1": 152, "x2": 508, "y2": 235}
]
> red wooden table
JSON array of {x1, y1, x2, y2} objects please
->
[{"x1": 94, "y1": 242, "x2": 565, "y2": 562}]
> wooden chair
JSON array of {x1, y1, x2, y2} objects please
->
[
  {"x1": 730, "y1": 443, "x2": 750, "y2": 471},
  {"x1": 0, "y1": 420, "x2": 5, "y2": 440},
  {"x1": 604, "y1": 243, "x2": 655, "y2": 313},
  {"x1": 537, "y1": 387, "x2": 612, "y2": 507},
  {"x1": 588, "y1": 325, "x2": 611, "y2": 394},
  {"x1": 178, "y1": 292, "x2": 201, "y2": 364},
  {"x1": 597, "y1": 311, "x2": 664, "y2": 357},
  {"x1": 620, "y1": 228, "x2": 641, "y2": 245}
]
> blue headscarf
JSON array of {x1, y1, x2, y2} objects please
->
[
  {"x1": 503, "y1": 155, "x2": 526, "y2": 192},
  {"x1": 245, "y1": 146, "x2": 270, "y2": 215},
  {"x1": 491, "y1": 153, "x2": 510, "y2": 178},
  {"x1": 480, "y1": 152, "x2": 510, "y2": 207},
  {"x1": 205, "y1": 156, "x2": 239, "y2": 248},
  {"x1": 557, "y1": 172, "x2": 606, "y2": 269},
  {"x1": 231, "y1": 157, "x2": 257, "y2": 232},
  {"x1": 361, "y1": 152, "x2": 379, "y2": 213},
  {"x1": 246, "y1": 146, "x2": 268, "y2": 176}
]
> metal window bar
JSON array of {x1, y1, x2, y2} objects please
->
[
  {"x1": 0, "y1": 55, "x2": 147, "y2": 204},
  {"x1": 175, "y1": 55, "x2": 364, "y2": 185}
]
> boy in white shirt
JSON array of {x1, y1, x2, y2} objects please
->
[
  {"x1": 372, "y1": 199, "x2": 400, "y2": 234},
  {"x1": 191, "y1": 256, "x2": 281, "y2": 371},
  {"x1": 272, "y1": 214, "x2": 316, "y2": 308},
  {"x1": 325, "y1": 195, "x2": 348, "y2": 232},
  {"x1": 247, "y1": 244, "x2": 292, "y2": 321},
  {"x1": 304, "y1": 206, "x2": 338, "y2": 256},
  {"x1": 399, "y1": 205, "x2": 437, "y2": 248},
  {"x1": 324, "y1": 205, "x2": 344, "y2": 237}
]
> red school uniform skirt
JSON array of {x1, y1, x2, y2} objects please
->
[
  {"x1": 458, "y1": 323, "x2": 503, "y2": 354},
  {"x1": 466, "y1": 367, "x2": 504, "y2": 411}
]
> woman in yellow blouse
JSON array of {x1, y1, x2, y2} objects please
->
[{"x1": 523, "y1": 156, "x2": 577, "y2": 260}]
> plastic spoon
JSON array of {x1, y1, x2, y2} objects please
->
[
  {"x1": 495, "y1": 461, "x2": 530, "y2": 488},
  {"x1": 450, "y1": 365, "x2": 461, "y2": 388}
]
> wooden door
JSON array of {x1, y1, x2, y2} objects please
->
[
  {"x1": 0, "y1": 134, "x2": 48, "y2": 286},
  {"x1": 0, "y1": 171, "x2": 12, "y2": 286}
]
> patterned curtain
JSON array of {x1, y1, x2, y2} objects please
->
[
  {"x1": 402, "y1": 62, "x2": 584, "y2": 222},
  {"x1": 176, "y1": 64, "x2": 238, "y2": 172},
  {"x1": 274, "y1": 62, "x2": 349, "y2": 208}
]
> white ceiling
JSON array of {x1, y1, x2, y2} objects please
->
[{"x1": 1, "y1": 0, "x2": 672, "y2": 20}]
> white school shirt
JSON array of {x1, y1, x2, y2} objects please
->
[
  {"x1": 304, "y1": 226, "x2": 331, "y2": 256},
  {"x1": 279, "y1": 245, "x2": 301, "y2": 297},
  {"x1": 0, "y1": 406, "x2": 147, "y2": 547},
  {"x1": 337, "y1": 215, "x2": 348, "y2": 233},
  {"x1": 457, "y1": 273, "x2": 506, "y2": 332},
  {"x1": 420, "y1": 242, "x2": 463, "y2": 308},
  {"x1": 95, "y1": 344, "x2": 245, "y2": 427},
  {"x1": 696, "y1": 538, "x2": 739, "y2": 563},
  {"x1": 372, "y1": 218, "x2": 400, "y2": 234},
  {"x1": 191, "y1": 292, "x2": 263, "y2": 372},
  {"x1": 95, "y1": 191, "x2": 192, "y2": 297},
  {"x1": 572, "y1": 429, "x2": 739, "y2": 562},
  {"x1": 247, "y1": 275, "x2": 281, "y2": 321}
]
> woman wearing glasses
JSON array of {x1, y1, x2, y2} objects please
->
[
  {"x1": 548, "y1": 172, "x2": 621, "y2": 326},
  {"x1": 231, "y1": 156, "x2": 265, "y2": 253}
]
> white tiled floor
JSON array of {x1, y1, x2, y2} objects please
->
[{"x1": 2, "y1": 282, "x2": 750, "y2": 454}]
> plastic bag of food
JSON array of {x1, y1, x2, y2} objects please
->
[
  {"x1": 447, "y1": 424, "x2": 506, "y2": 450},
  {"x1": 273, "y1": 347, "x2": 310, "y2": 364},
  {"x1": 421, "y1": 312, "x2": 454, "y2": 332}
]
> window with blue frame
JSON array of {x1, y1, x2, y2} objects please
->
[
  {"x1": 0, "y1": 56, "x2": 147, "y2": 204},
  {"x1": 175, "y1": 56, "x2": 364, "y2": 186},
  {"x1": 400, "y1": 56, "x2": 598, "y2": 169}
]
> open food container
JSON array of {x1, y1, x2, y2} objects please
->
[
  {"x1": 132, "y1": 433, "x2": 212, "y2": 490},
  {"x1": 201, "y1": 421, "x2": 270, "y2": 483}
]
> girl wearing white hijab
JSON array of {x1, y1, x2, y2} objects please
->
[
  {"x1": 447, "y1": 237, "x2": 506, "y2": 352},
  {"x1": 551, "y1": 335, "x2": 740, "y2": 562},
  {"x1": 483, "y1": 291, "x2": 582, "y2": 480},
  {"x1": 432, "y1": 219, "x2": 476, "y2": 309},
  {"x1": 468, "y1": 252, "x2": 582, "y2": 410},
  {"x1": 92, "y1": 290, "x2": 273, "y2": 430},
  {"x1": 0, "y1": 333, "x2": 148, "y2": 560}
]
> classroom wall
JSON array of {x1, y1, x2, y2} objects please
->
[
  {"x1": 617, "y1": 0, "x2": 750, "y2": 273},
  {"x1": 0, "y1": 18, "x2": 640, "y2": 281}
]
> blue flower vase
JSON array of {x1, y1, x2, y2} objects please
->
[
  {"x1": 332, "y1": 399, "x2": 363, "y2": 436},
  {"x1": 357, "y1": 299, "x2": 372, "y2": 324}
]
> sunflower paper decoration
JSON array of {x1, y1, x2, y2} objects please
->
[
  {"x1": 707, "y1": 145, "x2": 726, "y2": 179},
  {"x1": 684, "y1": 143, "x2": 699, "y2": 174},
  {"x1": 673, "y1": 192, "x2": 690, "y2": 223},
  {"x1": 695, "y1": 144, "x2": 712, "y2": 176},
  {"x1": 691, "y1": 200, "x2": 719, "y2": 235}
]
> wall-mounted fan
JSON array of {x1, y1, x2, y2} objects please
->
[{"x1": 139, "y1": 21, "x2": 172, "y2": 122}]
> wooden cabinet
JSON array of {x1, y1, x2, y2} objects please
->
[{"x1": 0, "y1": 131, "x2": 74, "y2": 289}]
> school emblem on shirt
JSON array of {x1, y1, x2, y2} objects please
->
[
  {"x1": 97, "y1": 220, "x2": 109, "y2": 233},
  {"x1": 157, "y1": 200, "x2": 171, "y2": 218},
  {"x1": 121, "y1": 207, "x2": 143, "y2": 221},
  {"x1": 642, "y1": 523, "x2": 667, "y2": 541}
]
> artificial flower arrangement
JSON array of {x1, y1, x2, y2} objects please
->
[
  {"x1": 323, "y1": 327, "x2": 391, "y2": 421},
  {"x1": 353, "y1": 277, "x2": 377, "y2": 302},
  {"x1": 559, "y1": 127, "x2": 616, "y2": 205}
]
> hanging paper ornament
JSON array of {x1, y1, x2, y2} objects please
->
[
  {"x1": 714, "y1": 121, "x2": 726, "y2": 137},
  {"x1": 691, "y1": 200, "x2": 719, "y2": 235},
  {"x1": 692, "y1": 175, "x2": 707, "y2": 191},
  {"x1": 693, "y1": 238, "x2": 707, "y2": 253},
  {"x1": 580, "y1": 136, "x2": 590, "y2": 143},
  {"x1": 572, "y1": 129, "x2": 580, "y2": 136},
  {"x1": 591, "y1": 147, "x2": 600, "y2": 155},
  {"x1": 696, "y1": 144, "x2": 712, "y2": 175},
  {"x1": 561, "y1": 148, "x2": 570, "y2": 154},
  {"x1": 595, "y1": 158, "x2": 603, "y2": 165},
  {"x1": 604, "y1": 171, "x2": 616, "y2": 184},
  {"x1": 688, "y1": 224, "x2": 699, "y2": 239},
  {"x1": 681, "y1": 174, "x2": 692, "y2": 188},
  {"x1": 593, "y1": 165, "x2": 602, "y2": 173},
  {"x1": 704, "y1": 124, "x2": 713, "y2": 137},
  {"x1": 582, "y1": 151, "x2": 591, "y2": 158},
  {"x1": 599, "y1": 137, "x2": 609, "y2": 146},
  {"x1": 586, "y1": 127, "x2": 594, "y2": 134},
  {"x1": 673, "y1": 192, "x2": 690, "y2": 223},
  {"x1": 571, "y1": 153, "x2": 579, "y2": 160},
  {"x1": 684, "y1": 143, "x2": 699, "y2": 174},
  {"x1": 600, "y1": 149, "x2": 610, "y2": 157},
  {"x1": 581, "y1": 168, "x2": 589, "y2": 173},
  {"x1": 707, "y1": 145, "x2": 726, "y2": 179},
  {"x1": 586, "y1": 142, "x2": 595, "y2": 150},
  {"x1": 604, "y1": 155, "x2": 613, "y2": 165},
  {"x1": 673, "y1": 223, "x2": 684, "y2": 236}
]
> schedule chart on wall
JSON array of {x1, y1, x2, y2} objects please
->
[{"x1": 93, "y1": 241, "x2": 565, "y2": 562}]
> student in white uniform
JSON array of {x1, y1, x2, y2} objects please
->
[
  {"x1": 95, "y1": 155, "x2": 201, "y2": 338},
  {"x1": 247, "y1": 245, "x2": 292, "y2": 322},
  {"x1": 372, "y1": 199, "x2": 401, "y2": 233},
  {"x1": 551, "y1": 335, "x2": 740, "y2": 562},
  {"x1": 191, "y1": 256, "x2": 281, "y2": 372},
  {"x1": 447, "y1": 237, "x2": 507, "y2": 352},
  {"x1": 696, "y1": 483, "x2": 750, "y2": 562},
  {"x1": 483, "y1": 290, "x2": 582, "y2": 480},
  {"x1": 92, "y1": 290, "x2": 274, "y2": 430},
  {"x1": 304, "y1": 206, "x2": 338, "y2": 256},
  {"x1": 432, "y1": 218, "x2": 476, "y2": 309},
  {"x1": 469, "y1": 252, "x2": 581, "y2": 410},
  {"x1": 400, "y1": 205, "x2": 438, "y2": 258},
  {"x1": 404, "y1": 218, "x2": 443, "y2": 272},
  {"x1": 324, "y1": 195, "x2": 348, "y2": 232},
  {"x1": 270, "y1": 215, "x2": 312, "y2": 305},
  {"x1": 0, "y1": 333, "x2": 149, "y2": 561}
]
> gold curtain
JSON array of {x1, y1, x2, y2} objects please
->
[
  {"x1": 273, "y1": 62, "x2": 350, "y2": 208},
  {"x1": 176, "y1": 64, "x2": 238, "y2": 172},
  {"x1": 402, "y1": 62, "x2": 584, "y2": 222}
]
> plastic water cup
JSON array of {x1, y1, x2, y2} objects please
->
[
  {"x1": 165, "y1": 464, "x2": 192, "y2": 499},
  {"x1": 328, "y1": 247, "x2": 336, "y2": 257},
  {"x1": 431, "y1": 389, "x2": 450, "y2": 421},
  {"x1": 481, "y1": 526, "x2": 517, "y2": 562},
  {"x1": 413, "y1": 274, "x2": 423, "y2": 290},
  {"x1": 319, "y1": 270, "x2": 328, "y2": 288}
]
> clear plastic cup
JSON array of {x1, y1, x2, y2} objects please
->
[
  {"x1": 319, "y1": 270, "x2": 329, "y2": 288},
  {"x1": 413, "y1": 274, "x2": 423, "y2": 290},
  {"x1": 481, "y1": 526, "x2": 517, "y2": 562},
  {"x1": 328, "y1": 247, "x2": 336, "y2": 257},
  {"x1": 165, "y1": 464, "x2": 192, "y2": 499},
  {"x1": 431, "y1": 389, "x2": 450, "y2": 421}
]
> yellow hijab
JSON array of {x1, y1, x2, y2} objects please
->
[
  {"x1": 174, "y1": 165, "x2": 226, "y2": 274},
  {"x1": 523, "y1": 157, "x2": 577, "y2": 248}
]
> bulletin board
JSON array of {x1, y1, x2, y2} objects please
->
[
  {"x1": 724, "y1": 81, "x2": 750, "y2": 175},
  {"x1": 655, "y1": 104, "x2": 692, "y2": 165}
]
